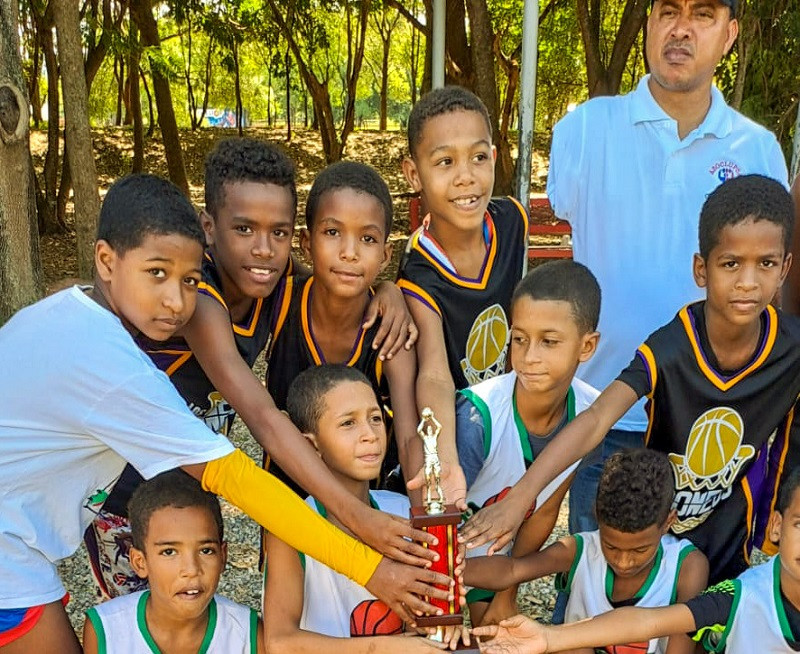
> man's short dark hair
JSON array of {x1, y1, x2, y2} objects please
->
[
  {"x1": 595, "y1": 449, "x2": 675, "y2": 532},
  {"x1": 407, "y1": 86, "x2": 492, "y2": 158},
  {"x1": 698, "y1": 174, "x2": 794, "y2": 259},
  {"x1": 204, "y1": 138, "x2": 297, "y2": 217},
  {"x1": 97, "y1": 174, "x2": 204, "y2": 254},
  {"x1": 286, "y1": 364, "x2": 374, "y2": 434},
  {"x1": 512, "y1": 260, "x2": 601, "y2": 334},
  {"x1": 305, "y1": 161, "x2": 393, "y2": 238},
  {"x1": 778, "y1": 467, "x2": 800, "y2": 514},
  {"x1": 128, "y1": 469, "x2": 223, "y2": 550}
]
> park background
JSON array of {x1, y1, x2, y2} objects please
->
[{"x1": 0, "y1": 0, "x2": 798, "y2": 634}]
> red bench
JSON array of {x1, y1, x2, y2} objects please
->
[{"x1": 407, "y1": 195, "x2": 572, "y2": 260}]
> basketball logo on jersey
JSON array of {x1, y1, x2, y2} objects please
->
[
  {"x1": 202, "y1": 391, "x2": 235, "y2": 436},
  {"x1": 670, "y1": 407, "x2": 755, "y2": 533},
  {"x1": 460, "y1": 304, "x2": 509, "y2": 386}
]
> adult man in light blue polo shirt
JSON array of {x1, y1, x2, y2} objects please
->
[{"x1": 548, "y1": 0, "x2": 788, "y2": 534}]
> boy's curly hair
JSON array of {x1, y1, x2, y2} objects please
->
[{"x1": 595, "y1": 449, "x2": 675, "y2": 532}]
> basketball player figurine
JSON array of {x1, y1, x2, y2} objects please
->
[
  {"x1": 419, "y1": 408, "x2": 445, "y2": 514},
  {"x1": 410, "y1": 408, "x2": 478, "y2": 651}
]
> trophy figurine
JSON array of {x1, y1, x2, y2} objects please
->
[{"x1": 410, "y1": 408, "x2": 478, "y2": 651}]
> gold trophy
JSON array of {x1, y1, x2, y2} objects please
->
[{"x1": 410, "y1": 408, "x2": 478, "y2": 651}]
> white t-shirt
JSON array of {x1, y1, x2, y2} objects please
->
[
  {"x1": 0, "y1": 287, "x2": 234, "y2": 608},
  {"x1": 548, "y1": 76, "x2": 789, "y2": 432}
]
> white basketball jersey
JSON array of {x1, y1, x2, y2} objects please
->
[
  {"x1": 563, "y1": 531, "x2": 696, "y2": 654},
  {"x1": 712, "y1": 556, "x2": 796, "y2": 652},
  {"x1": 85, "y1": 590, "x2": 257, "y2": 653},
  {"x1": 300, "y1": 491, "x2": 410, "y2": 637},
  {"x1": 462, "y1": 372, "x2": 599, "y2": 557}
]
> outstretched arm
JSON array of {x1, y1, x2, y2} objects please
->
[
  {"x1": 461, "y1": 381, "x2": 638, "y2": 554},
  {"x1": 182, "y1": 295, "x2": 437, "y2": 566},
  {"x1": 473, "y1": 605, "x2": 697, "y2": 654}
]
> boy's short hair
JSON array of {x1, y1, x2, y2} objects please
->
[
  {"x1": 698, "y1": 174, "x2": 794, "y2": 259},
  {"x1": 778, "y1": 467, "x2": 800, "y2": 513},
  {"x1": 407, "y1": 86, "x2": 492, "y2": 157},
  {"x1": 287, "y1": 364, "x2": 374, "y2": 434},
  {"x1": 595, "y1": 449, "x2": 675, "y2": 532},
  {"x1": 97, "y1": 174, "x2": 204, "y2": 254},
  {"x1": 305, "y1": 161, "x2": 393, "y2": 238},
  {"x1": 512, "y1": 260, "x2": 601, "y2": 334},
  {"x1": 204, "y1": 138, "x2": 297, "y2": 217},
  {"x1": 128, "y1": 469, "x2": 224, "y2": 550}
]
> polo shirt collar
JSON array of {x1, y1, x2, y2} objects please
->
[{"x1": 629, "y1": 74, "x2": 733, "y2": 140}]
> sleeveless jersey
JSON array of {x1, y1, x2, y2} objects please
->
[
  {"x1": 85, "y1": 590, "x2": 258, "y2": 653},
  {"x1": 298, "y1": 491, "x2": 410, "y2": 637},
  {"x1": 266, "y1": 275, "x2": 386, "y2": 411},
  {"x1": 460, "y1": 371, "x2": 599, "y2": 558},
  {"x1": 561, "y1": 531, "x2": 697, "y2": 654},
  {"x1": 699, "y1": 556, "x2": 797, "y2": 652},
  {"x1": 619, "y1": 302, "x2": 800, "y2": 581},
  {"x1": 397, "y1": 197, "x2": 528, "y2": 390},
  {"x1": 142, "y1": 251, "x2": 283, "y2": 436}
]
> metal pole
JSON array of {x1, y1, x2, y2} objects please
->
[
  {"x1": 515, "y1": 0, "x2": 540, "y2": 205},
  {"x1": 432, "y1": 0, "x2": 445, "y2": 89}
]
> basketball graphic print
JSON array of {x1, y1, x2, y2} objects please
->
[
  {"x1": 460, "y1": 304, "x2": 509, "y2": 385},
  {"x1": 669, "y1": 406, "x2": 756, "y2": 533},
  {"x1": 349, "y1": 599, "x2": 404, "y2": 636}
]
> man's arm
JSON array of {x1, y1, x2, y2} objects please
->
[
  {"x1": 472, "y1": 604, "x2": 697, "y2": 654},
  {"x1": 402, "y1": 295, "x2": 467, "y2": 509},
  {"x1": 182, "y1": 294, "x2": 437, "y2": 566},
  {"x1": 460, "y1": 381, "x2": 638, "y2": 553},
  {"x1": 182, "y1": 451, "x2": 453, "y2": 626}
]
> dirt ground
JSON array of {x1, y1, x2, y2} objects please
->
[{"x1": 30, "y1": 126, "x2": 552, "y2": 290}]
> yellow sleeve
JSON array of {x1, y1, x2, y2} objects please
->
[{"x1": 202, "y1": 449, "x2": 382, "y2": 586}]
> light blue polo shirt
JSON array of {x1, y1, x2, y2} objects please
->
[{"x1": 548, "y1": 75, "x2": 788, "y2": 432}]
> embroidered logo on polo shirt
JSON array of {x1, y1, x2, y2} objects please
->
[{"x1": 709, "y1": 161, "x2": 741, "y2": 183}]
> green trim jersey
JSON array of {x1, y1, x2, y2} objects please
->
[
  {"x1": 298, "y1": 491, "x2": 409, "y2": 637},
  {"x1": 689, "y1": 556, "x2": 800, "y2": 652},
  {"x1": 560, "y1": 531, "x2": 697, "y2": 654},
  {"x1": 460, "y1": 371, "x2": 599, "y2": 559},
  {"x1": 617, "y1": 302, "x2": 800, "y2": 582},
  {"x1": 397, "y1": 197, "x2": 529, "y2": 390},
  {"x1": 85, "y1": 590, "x2": 258, "y2": 653}
]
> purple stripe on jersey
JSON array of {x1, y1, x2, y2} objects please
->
[
  {"x1": 399, "y1": 287, "x2": 441, "y2": 317},
  {"x1": 637, "y1": 350, "x2": 654, "y2": 393}
]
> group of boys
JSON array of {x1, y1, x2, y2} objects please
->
[{"x1": 1, "y1": 55, "x2": 800, "y2": 654}]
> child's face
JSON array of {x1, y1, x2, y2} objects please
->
[
  {"x1": 130, "y1": 505, "x2": 226, "y2": 621},
  {"x1": 598, "y1": 522, "x2": 666, "y2": 581},
  {"x1": 95, "y1": 233, "x2": 203, "y2": 341},
  {"x1": 770, "y1": 487, "x2": 800, "y2": 587},
  {"x1": 509, "y1": 297, "x2": 598, "y2": 396},
  {"x1": 693, "y1": 218, "x2": 791, "y2": 328},
  {"x1": 402, "y1": 110, "x2": 496, "y2": 232},
  {"x1": 301, "y1": 188, "x2": 391, "y2": 297},
  {"x1": 202, "y1": 181, "x2": 295, "y2": 301},
  {"x1": 310, "y1": 380, "x2": 387, "y2": 484}
]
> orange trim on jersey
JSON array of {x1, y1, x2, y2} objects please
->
[
  {"x1": 410, "y1": 217, "x2": 498, "y2": 290},
  {"x1": 761, "y1": 404, "x2": 796, "y2": 556},
  {"x1": 157, "y1": 350, "x2": 194, "y2": 377},
  {"x1": 679, "y1": 304, "x2": 778, "y2": 392},
  {"x1": 198, "y1": 281, "x2": 228, "y2": 311},
  {"x1": 301, "y1": 277, "x2": 368, "y2": 366},
  {"x1": 375, "y1": 357, "x2": 384, "y2": 385},
  {"x1": 638, "y1": 344, "x2": 658, "y2": 398},
  {"x1": 272, "y1": 275, "x2": 294, "y2": 340},
  {"x1": 232, "y1": 297, "x2": 263, "y2": 337},
  {"x1": 397, "y1": 279, "x2": 442, "y2": 317},
  {"x1": 741, "y1": 476, "x2": 754, "y2": 565}
]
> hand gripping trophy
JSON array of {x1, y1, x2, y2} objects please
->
[{"x1": 410, "y1": 408, "x2": 478, "y2": 651}]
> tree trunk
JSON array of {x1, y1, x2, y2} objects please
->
[
  {"x1": 285, "y1": 48, "x2": 291, "y2": 141},
  {"x1": 115, "y1": 55, "x2": 125, "y2": 125},
  {"x1": 731, "y1": 5, "x2": 756, "y2": 110},
  {"x1": 140, "y1": 66, "x2": 155, "y2": 137},
  {"x1": 0, "y1": 0, "x2": 43, "y2": 322},
  {"x1": 130, "y1": 0, "x2": 189, "y2": 196},
  {"x1": 379, "y1": 34, "x2": 389, "y2": 131},
  {"x1": 41, "y1": 19, "x2": 63, "y2": 233},
  {"x1": 233, "y1": 40, "x2": 243, "y2": 136},
  {"x1": 129, "y1": 19, "x2": 144, "y2": 173},
  {"x1": 53, "y1": 0, "x2": 102, "y2": 279}
]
